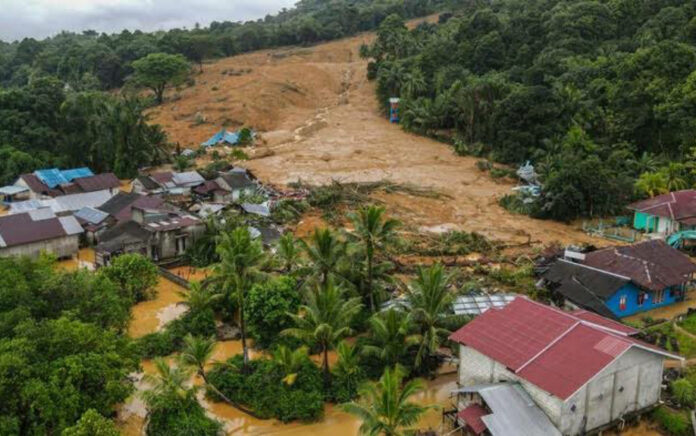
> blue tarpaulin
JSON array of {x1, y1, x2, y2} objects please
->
[
  {"x1": 201, "y1": 129, "x2": 253, "y2": 147},
  {"x1": 35, "y1": 167, "x2": 94, "y2": 188}
]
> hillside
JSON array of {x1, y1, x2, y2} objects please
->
[{"x1": 149, "y1": 16, "x2": 594, "y2": 246}]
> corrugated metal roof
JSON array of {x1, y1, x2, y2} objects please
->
[
  {"x1": 0, "y1": 185, "x2": 29, "y2": 195},
  {"x1": 172, "y1": 171, "x2": 205, "y2": 187},
  {"x1": 457, "y1": 404, "x2": 488, "y2": 434},
  {"x1": 459, "y1": 384, "x2": 561, "y2": 436},
  {"x1": 10, "y1": 200, "x2": 44, "y2": 214},
  {"x1": 75, "y1": 207, "x2": 109, "y2": 224},
  {"x1": 449, "y1": 297, "x2": 679, "y2": 400},
  {"x1": 74, "y1": 173, "x2": 120, "y2": 192},
  {"x1": 10, "y1": 191, "x2": 113, "y2": 215},
  {"x1": 453, "y1": 294, "x2": 516, "y2": 316},
  {"x1": 60, "y1": 167, "x2": 94, "y2": 182},
  {"x1": 28, "y1": 208, "x2": 55, "y2": 221},
  {"x1": 241, "y1": 202, "x2": 271, "y2": 217},
  {"x1": 59, "y1": 216, "x2": 84, "y2": 235}
]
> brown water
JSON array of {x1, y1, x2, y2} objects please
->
[{"x1": 128, "y1": 276, "x2": 187, "y2": 338}]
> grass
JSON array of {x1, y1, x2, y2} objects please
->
[
  {"x1": 644, "y1": 322, "x2": 696, "y2": 358},
  {"x1": 652, "y1": 406, "x2": 692, "y2": 436},
  {"x1": 678, "y1": 313, "x2": 696, "y2": 335}
]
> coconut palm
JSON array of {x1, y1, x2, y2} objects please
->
[
  {"x1": 141, "y1": 358, "x2": 197, "y2": 412},
  {"x1": 334, "y1": 340, "x2": 361, "y2": 379},
  {"x1": 401, "y1": 69, "x2": 427, "y2": 100},
  {"x1": 362, "y1": 309, "x2": 417, "y2": 368},
  {"x1": 275, "y1": 233, "x2": 302, "y2": 273},
  {"x1": 178, "y1": 281, "x2": 221, "y2": 315},
  {"x1": 341, "y1": 366, "x2": 435, "y2": 436},
  {"x1": 662, "y1": 162, "x2": 688, "y2": 191},
  {"x1": 299, "y1": 228, "x2": 347, "y2": 287},
  {"x1": 635, "y1": 171, "x2": 668, "y2": 198},
  {"x1": 406, "y1": 264, "x2": 456, "y2": 370},
  {"x1": 283, "y1": 282, "x2": 362, "y2": 386},
  {"x1": 212, "y1": 227, "x2": 266, "y2": 369},
  {"x1": 348, "y1": 206, "x2": 399, "y2": 312},
  {"x1": 272, "y1": 345, "x2": 310, "y2": 385}
]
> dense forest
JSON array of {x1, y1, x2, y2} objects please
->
[
  {"x1": 0, "y1": 0, "x2": 458, "y2": 184},
  {"x1": 365, "y1": 0, "x2": 696, "y2": 220}
]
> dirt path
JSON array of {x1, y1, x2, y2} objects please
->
[{"x1": 149, "y1": 18, "x2": 597, "y2": 246}]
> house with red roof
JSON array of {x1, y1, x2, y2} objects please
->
[
  {"x1": 628, "y1": 190, "x2": 696, "y2": 235},
  {"x1": 449, "y1": 297, "x2": 681, "y2": 435}
]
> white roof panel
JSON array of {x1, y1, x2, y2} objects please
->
[{"x1": 59, "y1": 216, "x2": 84, "y2": 235}]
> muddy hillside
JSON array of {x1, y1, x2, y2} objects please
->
[{"x1": 148, "y1": 16, "x2": 595, "y2": 247}]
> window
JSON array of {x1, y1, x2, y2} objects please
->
[
  {"x1": 654, "y1": 290, "x2": 665, "y2": 304},
  {"x1": 619, "y1": 295, "x2": 627, "y2": 311},
  {"x1": 637, "y1": 292, "x2": 647, "y2": 306}
]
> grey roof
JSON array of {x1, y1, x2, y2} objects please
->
[
  {"x1": 219, "y1": 172, "x2": 256, "y2": 190},
  {"x1": 457, "y1": 384, "x2": 560, "y2": 436},
  {"x1": 0, "y1": 185, "x2": 29, "y2": 195},
  {"x1": 28, "y1": 208, "x2": 56, "y2": 221},
  {"x1": 135, "y1": 175, "x2": 161, "y2": 191},
  {"x1": 241, "y1": 202, "x2": 271, "y2": 217},
  {"x1": 248, "y1": 226, "x2": 282, "y2": 246},
  {"x1": 453, "y1": 294, "x2": 517, "y2": 316},
  {"x1": 9, "y1": 190, "x2": 113, "y2": 214},
  {"x1": 75, "y1": 206, "x2": 109, "y2": 225},
  {"x1": 172, "y1": 171, "x2": 205, "y2": 187},
  {"x1": 198, "y1": 203, "x2": 225, "y2": 218},
  {"x1": 97, "y1": 220, "x2": 152, "y2": 254},
  {"x1": 59, "y1": 216, "x2": 84, "y2": 235},
  {"x1": 543, "y1": 259, "x2": 629, "y2": 320}
]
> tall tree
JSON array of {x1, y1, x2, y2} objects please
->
[
  {"x1": 283, "y1": 282, "x2": 362, "y2": 387},
  {"x1": 406, "y1": 264, "x2": 455, "y2": 370},
  {"x1": 347, "y1": 206, "x2": 399, "y2": 311},
  {"x1": 212, "y1": 227, "x2": 266, "y2": 369},
  {"x1": 131, "y1": 52, "x2": 189, "y2": 104},
  {"x1": 299, "y1": 228, "x2": 347, "y2": 287},
  {"x1": 362, "y1": 309, "x2": 416, "y2": 369},
  {"x1": 341, "y1": 366, "x2": 434, "y2": 436}
]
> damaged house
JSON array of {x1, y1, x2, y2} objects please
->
[
  {"x1": 449, "y1": 297, "x2": 681, "y2": 436},
  {"x1": 542, "y1": 240, "x2": 696, "y2": 318},
  {"x1": 132, "y1": 171, "x2": 205, "y2": 196},
  {"x1": 95, "y1": 205, "x2": 204, "y2": 266}
]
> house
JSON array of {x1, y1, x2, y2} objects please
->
[
  {"x1": 0, "y1": 185, "x2": 30, "y2": 203},
  {"x1": 628, "y1": 190, "x2": 696, "y2": 235},
  {"x1": 449, "y1": 297, "x2": 681, "y2": 436},
  {"x1": 0, "y1": 209, "x2": 83, "y2": 258},
  {"x1": 214, "y1": 170, "x2": 257, "y2": 202},
  {"x1": 10, "y1": 169, "x2": 119, "y2": 199},
  {"x1": 98, "y1": 192, "x2": 166, "y2": 223},
  {"x1": 382, "y1": 292, "x2": 516, "y2": 316},
  {"x1": 74, "y1": 207, "x2": 111, "y2": 244},
  {"x1": 8, "y1": 190, "x2": 115, "y2": 216},
  {"x1": 95, "y1": 205, "x2": 205, "y2": 266},
  {"x1": 544, "y1": 240, "x2": 696, "y2": 318},
  {"x1": 132, "y1": 171, "x2": 205, "y2": 195}
]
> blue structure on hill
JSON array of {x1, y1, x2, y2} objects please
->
[{"x1": 34, "y1": 167, "x2": 94, "y2": 188}]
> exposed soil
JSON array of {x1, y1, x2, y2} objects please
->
[{"x1": 149, "y1": 17, "x2": 598, "y2": 248}]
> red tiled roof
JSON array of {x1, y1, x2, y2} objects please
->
[
  {"x1": 457, "y1": 404, "x2": 488, "y2": 434},
  {"x1": 450, "y1": 297, "x2": 680, "y2": 400},
  {"x1": 628, "y1": 190, "x2": 696, "y2": 222},
  {"x1": 74, "y1": 173, "x2": 120, "y2": 192},
  {"x1": 583, "y1": 240, "x2": 696, "y2": 291},
  {"x1": 569, "y1": 310, "x2": 639, "y2": 336}
]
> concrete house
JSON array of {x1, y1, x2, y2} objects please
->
[
  {"x1": 628, "y1": 190, "x2": 696, "y2": 235},
  {"x1": 95, "y1": 205, "x2": 204, "y2": 266},
  {"x1": 449, "y1": 297, "x2": 681, "y2": 436},
  {"x1": 543, "y1": 240, "x2": 696, "y2": 318},
  {"x1": 0, "y1": 209, "x2": 83, "y2": 259},
  {"x1": 214, "y1": 170, "x2": 257, "y2": 202},
  {"x1": 10, "y1": 168, "x2": 119, "y2": 200},
  {"x1": 132, "y1": 171, "x2": 205, "y2": 196}
]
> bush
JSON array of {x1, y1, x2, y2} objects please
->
[
  {"x1": 137, "y1": 309, "x2": 216, "y2": 358},
  {"x1": 671, "y1": 378, "x2": 696, "y2": 408},
  {"x1": 62, "y1": 409, "x2": 119, "y2": 436},
  {"x1": 206, "y1": 355, "x2": 325, "y2": 422},
  {"x1": 99, "y1": 253, "x2": 158, "y2": 303},
  {"x1": 652, "y1": 406, "x2": 691, "y2": 436}
]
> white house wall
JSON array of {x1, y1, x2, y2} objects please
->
[{"x1": 0, "y1": 235, "x2": 79, "y2": 259}]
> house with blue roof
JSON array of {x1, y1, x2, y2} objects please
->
[{"x1": 543, "y1": 240, "x2": 696, "y2": 318}]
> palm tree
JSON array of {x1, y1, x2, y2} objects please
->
[
  {"x1": 333, "y1": 340, "x2": 361, "y2": 380},
  {"x1": 406, "y1": 264, "x2": 455, "y2": 370},
  {"x1": 401, "y1": 69, "x2": 427, "y2": 100},
  {"x1": 348, "y1": 206, "x2": 399, "y2": 312},
  {"x1": 662, "y1": 162, "x2": 688, "y2": 191},
  {"x1": 635, "y1": 171, "x2": 668, "y2": 198},
  {"x1": 283, "y1": 282, "x2": 362, "y2": 387},
  {"x1": 276, "y1": 233, "x2": 302, "y2": 273},
  {"x1": 362, "y1": 309, "x2": 417, "y2": 368},
  {"x1": 341, "y1": 366, "x2": 435, "y2": 436},
  {"x1": 299, "y1": 228, "x2": 347, "y2": 287},
  {"x1": 272, "y1": 345, "x2": 310, "y2": 385},
  {"x1": 178, "y1": 281, "x2": 221, "y2": 315},
  {"x1": 212, "y1": 227, "x2": 266, "y2": 369},
  {"x1": 180, "y1": 334, "x2": 260, "y2": 418},
  {"x1": 141, "y1": 357, "x2": 197, "y2": 412}
]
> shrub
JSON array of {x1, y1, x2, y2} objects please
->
[
  {"x1": 671, "y1": 378, "x2": 696, "y2": 408},
  {"x1": 229, "y1": 148, "x2": 249, "y2": 160},
  {"x1": 206, "y1": 355, "x2": 325, "y2": 422},
  {"x1": 62, "y1": 409, "x2": 119, "y2": 436},
  {"x1": 137, "y1": 309, "x2": 216, "y2": 358},
  {"x1": 652, "y1": 406, "x2": 691, "y2": 436},
  {"x1": 476, "y1": 160, "x2": 492, "y2": 171},
  {"x1": 99, "y1": 253, "x2": 158, "y2": 303}
]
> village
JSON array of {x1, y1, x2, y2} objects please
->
[{"x1": 2, "y1": 120, "x2": 696, "y2": 436}]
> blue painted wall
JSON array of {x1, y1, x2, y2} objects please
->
[{"x1": 606, "y1": 282, "x2": 684, "y2": 318}]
